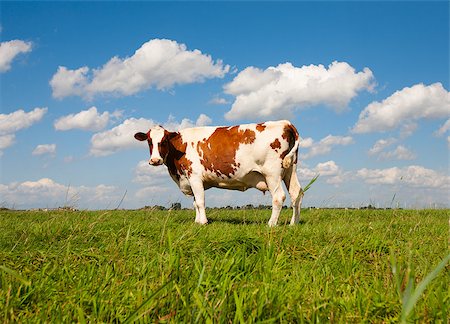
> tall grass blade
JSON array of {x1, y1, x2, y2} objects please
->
[
  {"x1": 0, "y1": 265, "x2": 31, "y2": 286},
  {"x1": 302, "y1": 174, "x2": 319, "y2": 193},
  {"x1": 123, "y1": 224, "x2": 131, "y2": 255},
  {"x1": 123, "y1": 279, "x2": 173, "y2": 324},
  {"x1": 234, "y1": 290, "x2": 245, "y2": 324},
  {"x1": 400, "y1": 253, "x2": 450, "y2": 323},
  {"x1": 389, "y1": 251, "x2": 402, "y2": 300},
  {"x1": 77, "y1": 306, "x2": 87, "y2": 324}
]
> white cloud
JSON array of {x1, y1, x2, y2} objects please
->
[
  {"x1": 378, "y1": 145, "x2": 416, "y2": 161},
  {"x1": 300, "y1": 135, "x2": 354, "y2": 159},
  {"x1": 434, "y1": 119, "x2": 450, "y2": 137},
  {"x1": 50, "y1": 66, "x2": 89, "y2": 99},
  {"x1": 299, "y1": 137, "x2": 314, "y2": 148},
  {"x1": 90, "y1": 114, "x2": 212, "y2": 156},
  {"x1": 32, "y1": 144, "x2": 56, "y2": 156},
  {"x1": 0, "y1": 134, "x2": 15, "y2": 150},
  {"x1": 356, "y1": 165, "x2": 449, "y2": 189},
  {"x1": 314, "y1": 160, "x2": 341, "y2": 176},
  {"x1": 54, "y1": 106, "x2": 116, "y2": 131},
  {"x1": 133, "y1": 160, "x2": 170, "y2": 185},
  {"x1": 223, "y1": 61, "x2": 374, "y2": 120},
  {"x1": 0, "y1": 178, "x2": 121, "y2": 209},
  {"x1": 0, "y1": 107, "x2": 47, "y2": 135},
  {"x1": 209, "y1": 97, "x2": 230, "y2": 105},
  {"x1": 135, "y1": 186, "x2": 171, "y2": 200},
  {"x1": 298, "y1": 160, "x2": 347, "y2": 185},
  {"x1": 195, "y1": 114, "x2": 212, "y2": 127},
  {"x1": 368, "y1": 137, "x2": 397, "y2": 155},
  {"x1": 50, "y1": 39, "x2": 229, "y2": 99},
  {"x1": 368, "y1": 138, "x2": 415, "y2": 161},
  {"x1": 90, "y1": 117, "x2": 154, "y2": 157},
  {"x1": 0, "y1": 40, "x2": 32, "y2": 72},
  {"x1": 353, "y1": 83, "x2": 450, "y2": 133},
  {"x1": 399, "y1": 122, "x2": 418, "y2": 139},
  {"x1": 133, "y1": 161, "x2": 178, "y2": 204},
  {"x1": 0, "y1": 107, "x2": 47, "y2": 155}
]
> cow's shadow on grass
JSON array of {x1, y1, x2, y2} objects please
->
[
  {"x1": 207, "y1": 218, "x2": 306, "y2": 226},
  {"x1": 208, "y1": 217, "x2": 265, "y2": 225}
]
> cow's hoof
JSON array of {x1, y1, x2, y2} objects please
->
[{"x1": 195, "y1": 219, "x2": 208, "y2": 225}]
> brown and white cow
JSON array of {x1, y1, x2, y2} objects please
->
[{"x1": 134, "y1": 120, "x2": 303, "y2": 226}]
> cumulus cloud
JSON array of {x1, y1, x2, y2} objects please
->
[
  {"x1": 368, "y1": 138, "x2": 397, "y2": 155},
  {"x1": 298, "y1": 160, "x2": 347, "y2": 185},
  {"x1": 378, "y1": 145, "x2": 416, "y2": 161},
  {"x1": 133, "y1": 160, "x2": 181, "y2": 204},
  {"x1": 223, "y1": 61, "x2": 374, "y2": 120},
  {"x1": 434, "y1": 119, "x2": 450, "y2": 137},
  {"x1": 32, "y1": 144, "x2": 56, "y2": 156},
  {"x1": 90, "y1": 114, "x2": 212, "y2": 156},
  {"x1": 50, "y1": 39, "x2": 229, "y2": 99},
  {"x1": 0, "y1": 40, "x2": 32, "y2": 72},
  {"x1": 298, "y1": 137, "x2": 314, "y2": 149},
  {"x1": 300, "y1": 135, "x2": 354, "y2": 159},
  {"x1": 54, "y1": 106, "x2": 120, "y2": 131},
  {"x1": 209, "y1": 97, "x2": 230, "y2": 105},
  {"x1": 0, "y1": 134, "x2": 15, "y2": 149},
  {"x1": 0, "y1": 107, "x2": 47, "y2": 155},
  {"x1": 195, "y1": 114, "x2": 213, "y2": 127},
  {"x1": 0, "y1": 107, "x2": 47, "y2": 135},
  {"x1": 90, "y1": 117, "x2": 153, "y2": 157},
  {"x1": 353, "y1": 83, "x2": 450, "y2": 134},
  {"x1": 50, "y1": 66, "x2": 89, "y2": 99},
  {"x1": 356, "y1": 165, "x2": 449, "y2": 189},
  {"x1": 314, "y1": 160, "x2": 341, "y2": 177},
  {"x1": 0, "y1": 178, "x2": 121, "y2": 209},
  {"x1": 134, "y1": 160, "x2": 169, "y2": 185}
]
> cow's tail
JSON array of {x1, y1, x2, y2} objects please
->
[{"x1": 282, "y1": 123, "x2": 300, "y2": 169}]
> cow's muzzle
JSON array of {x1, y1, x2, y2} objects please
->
[{"x1": 149, "y1": 158, "x2": 163, "y2": 166}]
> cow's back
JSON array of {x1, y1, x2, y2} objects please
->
[{"x1": 179, "y1": 120, "x2": 296, "y2": 181}]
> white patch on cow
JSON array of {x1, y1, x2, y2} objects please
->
[
  {"x1": 136, "y1": 120, "x2": 303, "y2": 226},
  {"x1": 148, "y1": 126, "x2": 165, "y2": 163}
]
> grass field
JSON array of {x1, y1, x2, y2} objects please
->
[{"x1": 1, "y1": 208, "x2": 449, "y2": 323}]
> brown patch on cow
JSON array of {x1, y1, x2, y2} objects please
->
[
  {"x1": 280, "y1": 123, "x2": 299, "y2": 162},
  {"x1": 256, "y1": 123, "x2": 266, "y2": 132},
  {"x1": 270, "y1": 138, "x2": 281, "y2": 151},
  {"x1": 162, "y1": 131, "x2": 193, "y2": 181},
  {"x1": 197, "y1": 126, "x2": 256, "y2": 177}
]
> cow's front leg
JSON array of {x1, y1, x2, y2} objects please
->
[{"x1": 190, "y1": 179, "x2": 208, "y2": 224}]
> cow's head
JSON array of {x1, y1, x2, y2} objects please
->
[{"x1": 134, "y1": 126, "x2": 171, "y2": 166}]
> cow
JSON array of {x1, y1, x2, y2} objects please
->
[{"x1": 134, "y1": 120, "x2": 303, "y2": 226}]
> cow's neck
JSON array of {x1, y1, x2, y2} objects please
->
[{"x1": 164, "y1": 132, "x2": 189, "y2": 181}]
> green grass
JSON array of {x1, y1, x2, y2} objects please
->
[{"x1": 1, "y1": 208, "x2": 448, "y2": 322}]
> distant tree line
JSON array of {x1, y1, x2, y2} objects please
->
[{"x1": 138, "y1": 203, "x2": 400, "y2": 211}]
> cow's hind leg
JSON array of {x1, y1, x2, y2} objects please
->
[
  {"x1": 193, "y1": 201, "x2": 200, "y2": 223},
  {"x1": 266, "y1": 175, "x2": 286, "y2": 227},
  {"x1": 283, "y1": 164, "x2": 303, "y2": 225},
  {"x1": 190, "y1": 178, "x2": 208, "y2": 225}
]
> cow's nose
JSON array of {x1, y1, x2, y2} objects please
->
[{"x1": 149, "y1": 158, "x2": 163, "y2": 166}]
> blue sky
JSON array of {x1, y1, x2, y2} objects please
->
[{"x1": 1, "y1": 1, "x2": 449, "y2": 210}]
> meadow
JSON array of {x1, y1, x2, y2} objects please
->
[{"x1": 0, "y1": 208, "x2": 448, "y2": 323}]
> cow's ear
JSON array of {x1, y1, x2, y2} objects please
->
[
  {"x1": 164, "y1": 130, "x2": 178, "y2": 142},
  {"x1": 134, "y1": 132, "x2": 148, "y2": 141}
]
